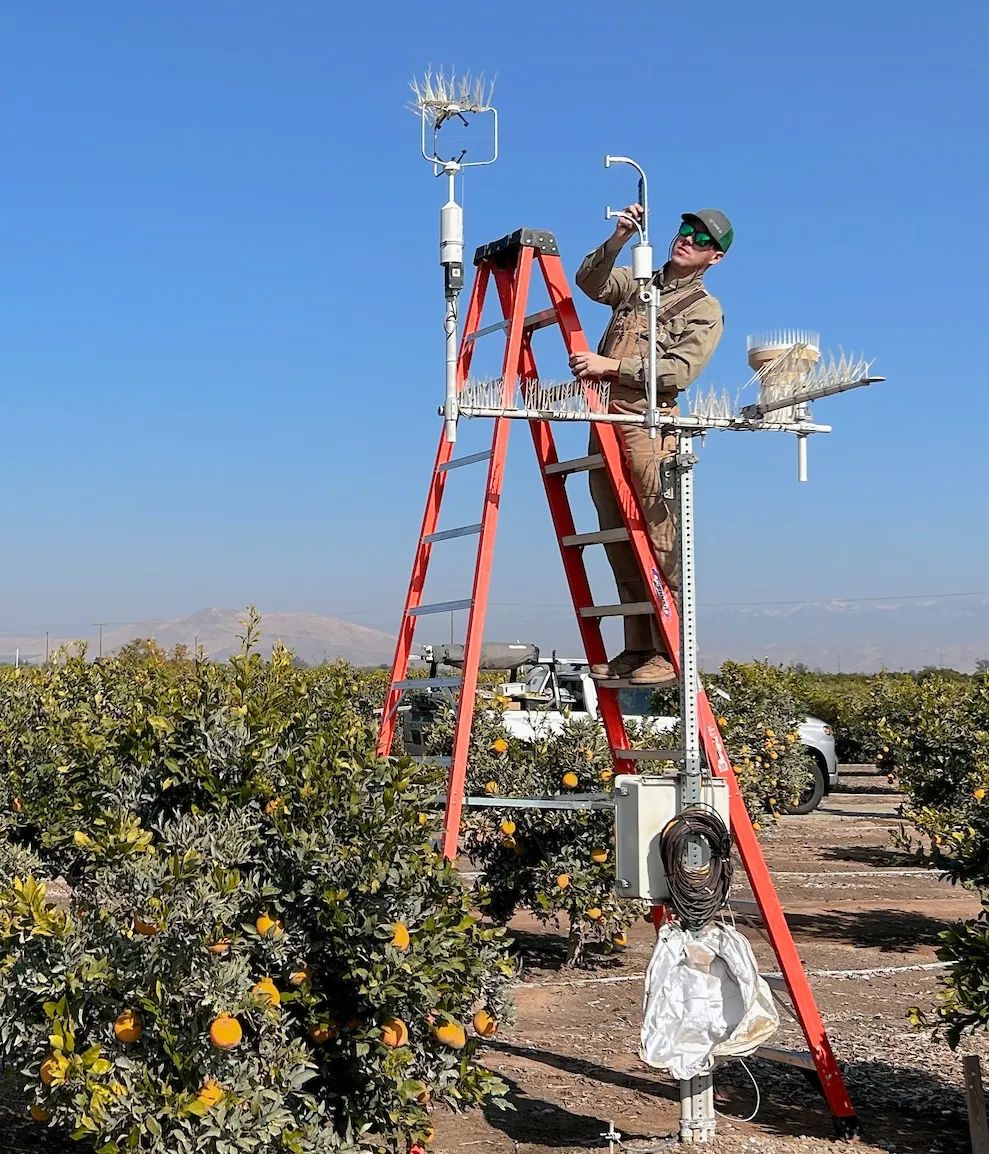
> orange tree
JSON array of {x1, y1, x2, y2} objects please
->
[
  {"x1": 0, "y1": 617, "x2": 515, "y2": 1154},
  {"x1": 879, "y1": 673, "x2": 989, "y2": 1044},
  {"x1": 703, "y1": 662, "x2": 815, "y2": 818}
]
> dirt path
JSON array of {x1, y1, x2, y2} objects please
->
[
  {"x1": 443, "y1": 767, "x2": 983, "y2": 1154},
  {"x1": 3, "y1": 767, "x2": 983, "y2": 1153}
]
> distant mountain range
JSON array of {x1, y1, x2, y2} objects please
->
[
  {"x1": 0, "y1": 608, "x2": 397, "y2": 668},
  {"x1": 696, "y1": 593, "x2": 989, "y2": 673},
  {"x1": 1, "y1": 596, "x2": 987, "y2": 673}
]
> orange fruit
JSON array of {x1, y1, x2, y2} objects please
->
[
  {"x1": 289, "y1": 965, "x2": 312, "y2": 987},
  {"x1": 308, "y1": 1021, "x2": 337, "y2": 1044},
  {"x1": 207, "y1": 939, "x2": 230, "y2": 956},
  {"x1": 379, "y1": 1016, "x2": 409, "y2": 1047},
  {"x1": 561, "y1": 771, "x2": 579, "y2": 789},
  {"x1": 484, "y1": 780, "x2": 499, "y2": 796},
  {"x1": 209, "y1": 1014, "x2": 242, "y2": 1051},
  {"x1": 255, "y1": 914, "x2": 282, "y2": 938},
  {"x1": 590, "y1": 848, "x2": 608, "y2": 864},
  {"x1": 716, "y1": 716, "x2": 729, "y2": 728},
  {"x1": 585, "y1": 907, "x2": 603, "y2": 921},
  {"x1": 252, "y1": 978, "x2": 281, "y2": 1006},
  {"x1": 113, "y1": 1009, "x2": 143, "y2": 1044},
  {"x1": 391, "y1": 922, "x2": 411, "y2": 951},
  {"x1": 472, "y1": 1009, "x2": 498, "y2": 1037},
  {"x1": 975, "y1": 788, "x2": 986, "y2": 801},
  {"x1": 600, "y1": 768, "x2": 614, "y2": 783},
  {"x1": 500, "y1": 819, "x2": 516, "y2": 836},
  {"x1": 30, "y1": 1105, "x2": 50, "y2": 1123},
  {"x1": 491, "y1": 738, "x2": 508, "y2": 754},
  {"x1": 40, "y1": 1056, "x2": 58, "y2": 1085},
  {"x1": 611, "y1": 931, "x2": 629, "y2": 949},
  {"x1": 556, "y1": 873, "x2": 570, "y2": 890},
  {"x1": 197, "y1": 1080, "x2": 224, "y2": 1109},
  {"x1": 12, "y1": 797, "x2": 23, "y2": 813},
  {"x1": 431, "y1": 1020, "x2": 467, "y2": 1049},
  {"x1": 264, "y1": 797, "x2": 283, "y2": 816},
  {"x1": 133, "y1": 916, "x2": 160, "y2": 936},
  {"x1": 417, "y1": 812, "x2": 430, "y2": 826}
]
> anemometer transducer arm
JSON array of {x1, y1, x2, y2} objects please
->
[
  {"x1": 411, "y1": 70, "x2": 498, "y2": 443},
  {"x1": 604, "y1": 155, "x2": 662, "y2": 440}
]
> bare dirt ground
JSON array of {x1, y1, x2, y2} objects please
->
[{"x1": 2, "y1": 766, "x2": 984, "y2": 1153}]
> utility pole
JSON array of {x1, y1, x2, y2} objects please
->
[
  {"x1": 45, "y1": 631, "x2": 50, "y2": 663},
  {"x1": 92, "y1": 623, "x2": 107, "y2": 660}
]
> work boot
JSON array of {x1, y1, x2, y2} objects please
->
[
  {"x1": 627, "y1": 653, "x2": 678, "y2": 686},
  {"x1": 589, "y1": 650, "x2": 652, "y2": 680}
]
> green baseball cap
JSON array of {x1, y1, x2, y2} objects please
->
[{"x1": 682, "y1": 209, "x2": 733, "y2": 253}]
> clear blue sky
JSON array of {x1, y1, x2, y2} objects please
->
[{"x1": 2, "y1": 2, "x2": 986, "y2": 650}]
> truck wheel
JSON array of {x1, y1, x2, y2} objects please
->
[{"x1": 783, "y1": 755, "x2": 827, "y2": 815}]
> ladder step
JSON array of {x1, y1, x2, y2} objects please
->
[
  {"x1": 730, "y1": 899, "x2": 761, "y2": 918},
  {"x1": 754, "y1": 1045, "x2": 816, "y2": 1072},
  {"x1": 392, "y1": 678, "x2": 462, "y2": 691},
  {"x1": 544, "y1": 453, "x2": 605, "y2": 476},
  {"x1": 408, "y1": 599, "x2": 473, "y2": 617},
  {"x1": 439, "y1": 450, "x2": 493, "y2": 472},
  {"x1": 579, "y1": 602, "x2": 653, "y2": 618},
  {"x1": 614, "y1": 748, "x2": 685, "y2": 761},
  {"x1": 411, "y1": 756, "x2": 453, "y2": 767},
  {"x1": 562, "y1": 528, "x2": 629, "y2": 547},
  {"x1": 424, "y1": 523, "x2": 482, "y2": 544}
]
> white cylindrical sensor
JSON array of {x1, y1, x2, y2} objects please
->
[
  {"x1": 440, "y1": 201, "x2": 463, "y2": 267},
  {"x1": 632, "y1": 242, "x2": 653, "y2": 282}
]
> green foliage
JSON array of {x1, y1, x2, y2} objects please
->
[
  {"x1": 706, "y1": 662, "x2": 815, "y2": 817},
  {"x1": 881, "y1": 673, "x2": 989, "y2": 1043},
  {"x1": 0, "y1": 614, "x2": 515, "y2": 1153},
  {"x1": 795, "y1": 671, "x2": 918, "y2": 764}
]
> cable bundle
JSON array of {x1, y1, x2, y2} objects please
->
[{"x1": 660, "y1": 806, "x2": 733, "y2": 930}]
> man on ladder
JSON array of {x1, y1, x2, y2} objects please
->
[{"x1": 569, "y1": 204, "x2": 733, "y2": 686}]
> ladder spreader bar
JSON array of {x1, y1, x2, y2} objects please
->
[
  {"x1": 423, "y1": 523, "x2": 483, "y2": 544},
  {"x1": 579, "y1": 601, "x2": 653, "y2": 617},
  {"x1": 462, "y1": 306, "x2": 558, "y2": 344},
  {"x1": 755, "y1": 1046, "x2": 816, "y2": 1072},
  {"x1": 391, "y1": 678, "x2": 461, "y2": 691},
  {"x1": 439, "y1": 450, "x2": 494, "y2": 472},
  {"x1": 543, "y1": 453, "x2": 605, "y2": 475},
  {"x1": 465, "y1": 792, "x2": 614, "y2": 811},
  {"x1": 614, "y1": 748, "x2": 685, "y2": 761},
  {"x1": 562, "y1": 528, "x2": 629, "y2": 547},
  {"x1": 408, "y1": 599, "x2": 473, "y2": 617}
]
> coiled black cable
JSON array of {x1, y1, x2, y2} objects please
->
[{"x1": 660, "y1": 805, "x2": 733, "y2": 930}]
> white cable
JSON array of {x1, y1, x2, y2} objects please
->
[{"x1": 715, "y1": 1057, "x2": 761, "y2": 1123}]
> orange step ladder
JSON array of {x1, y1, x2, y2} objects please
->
[{"x1": 376, "y1": 228, "x2": 860, "y2": 1142}]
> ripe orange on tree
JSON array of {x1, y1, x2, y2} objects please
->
[
  {"x1": 391, "y1": 922, "x2": 411, "y2": 950},
  {"x1": 255, "y1": 913, "x2": 283, "y2": 938},
  {"x1": 590, "y1": 847, "x2": 608, "y2": 864},
  {"x1": 561, "y1": 771, "x2": 579, "y2": 789},
  {"x1": 556, "y1": 873, "x2": 571, "y2": 890},
  {"x1": 206, "y1": 938, "x2": 230, "y2": 955},
  {"x1": 209, "y1": 1014, "x2": 242, "y2": 1051},
  {"x1": 252, "y1": 977, "x2": 281, "y2": 1006},
  {"x1": 113, "y1": 1009, "x2": 143, "y2": 1045},
  {"x1": 472, "y1": 1009, "x2": 498, "y2": 1037},
  {"x1": 500, "y1": 819, "x2": 516, "y2": 836},
  {"x1": 289, "y1": 964, "x2": 312, "y2": 987},
  {"x1": 379, "y1": 1016, "x2": 409, "y2": 1047},
  {"x1": 431, "y1": 1019, "x2": 467, "y2": 1049}
]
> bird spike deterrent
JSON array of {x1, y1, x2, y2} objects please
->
[{"x1": 408, "y1": 68, "x2": 496, "y2": 127}]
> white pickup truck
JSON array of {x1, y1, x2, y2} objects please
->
[{"x1": 403, "y1": 646, "x2": 838, "y2": 814}]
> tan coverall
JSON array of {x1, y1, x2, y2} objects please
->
[{"x1": 575, "y1": 241, "x2": 724, "y2": 655}]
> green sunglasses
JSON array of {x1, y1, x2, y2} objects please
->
[{"x1": 678, "y1": 221, "x2": 716, "y2": 249}]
